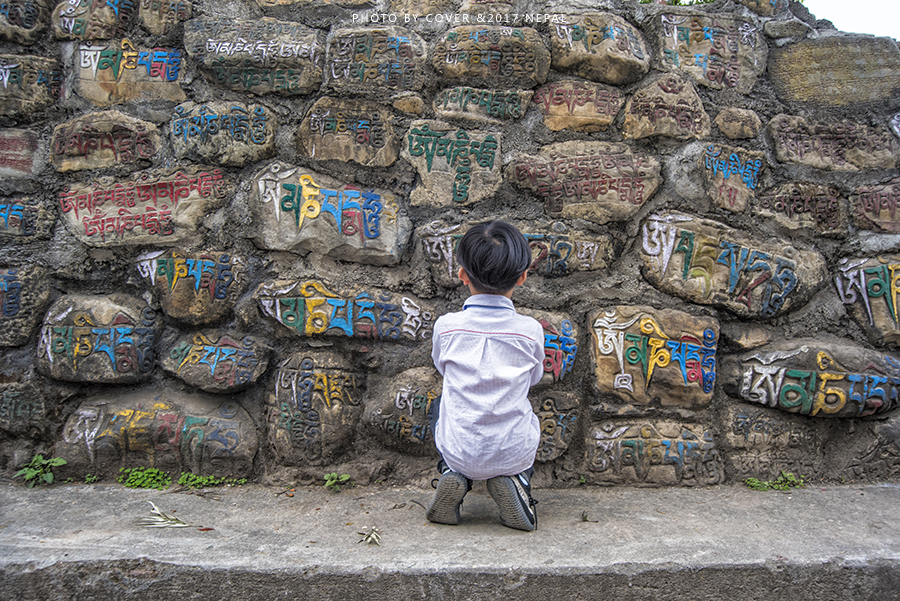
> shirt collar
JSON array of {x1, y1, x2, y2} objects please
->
[{"x1": 463, "y1": 294, "x2": 515, "y2": 311}]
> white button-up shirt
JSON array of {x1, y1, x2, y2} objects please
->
[{"x1": 431, "y1": 294, "x2": 544, "y2": 480}]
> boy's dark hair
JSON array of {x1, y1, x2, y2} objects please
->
[{"x1": 456, "y1": 221, "x2": 531, "y2": 294}]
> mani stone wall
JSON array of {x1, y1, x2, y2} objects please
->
[{"x1": 1, "y1": 0, "x2": 900, "y2": 489}]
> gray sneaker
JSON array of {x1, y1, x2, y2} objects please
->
[
  {"x1": 426, "y1": 470, "x2": 469, "y2": 525},
  {"x1": 487, "y1": 471, "x2": 537, "y2": 532}
]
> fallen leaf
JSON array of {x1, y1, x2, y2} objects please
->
[{"x1": 197, "y1": 527, "x2": 214, "y2": 532}]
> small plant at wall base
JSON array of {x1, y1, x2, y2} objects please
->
[
  {"x1": 118, "y1": 467, "x2": 171, "y2": 490},
  {"x1": 15, "y1": 455, "x2": 67, "y2": 488},
  {"x1": 84, "y1": 474, "x2": 100, "y2": 484},
  {"x1": 744, "y1": 471, "x2": 807, "y2": 491},
  {"x1": 177, "y1": 472, "x2": 247, "y2": 489},
  {"x1": 324, "y1": 473, "x2": 353, "y2": 491}
]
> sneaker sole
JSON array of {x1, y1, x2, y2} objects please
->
[
  {"x1": 487, "y1": 476, "x2": 536, "y2": 532},
  {"x1": 426, "y1": 471, "x2": 468, "y2": 525}
]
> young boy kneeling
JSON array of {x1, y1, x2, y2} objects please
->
[{"x1": 426, "y1": 221, "x2": 543, "y2": 532}]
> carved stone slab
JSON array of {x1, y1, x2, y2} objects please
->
[
  {"x1": 754, "y1": 183, "x2": 846, "y2": 235},
  {"x1": 715, "y1": 107, "x2": 761, "y2": 140},
  {"x1": 0, "y1": 0, "x2": 50, "y2": 44},
  {"x1": 136, "y1": 249, "x2": 249, "y2": 325},
  {"x1": 0, "y1": 196, "x2": 55, "y2": 241},
  {"x1": 162, "y1": 331, "x2": 269, "y2": 393},
  {"x1": 51, "y1": 110, "x2": 159, "y2": 172},
  {"x1": 0, "y1": 383, "x2": 46, "y2": 435},
  {"x1": 550, "y1": 13, "x2": 650, "y2": 85},
  {"x1": 508, "y1": 141, "x2": 661, "y2": 225},
  {"x1": 700, "y1": 143, "x2": 764, "y2": 213},
  {"x1": 251, "y1": 162, "x2": 410, "y2": 266},
  {"x1": 390, "y1": 0, "x2": 451, "y2": 14},
  {"x1": 518, "y1": 308, "x2": 579, "y2": 387},
  {"x1": 185, "y1": 17, "x2": 323, "y2": 96},
  {"x1": 770, "y1": 37, "x2": 900, "y2": 107},
  {"x1": 255, "y1": 0, "x2": 370, "y2": 9},
  {"x1": 834, "y1": 411, "x2": 900, "y2": 482},
  {"x1": 297, "y1": 97, "x2": 399, "y2": 167},
  {"x1": 640, "y1": 212, "x2": 828, "y2": 319},
  {"x1": 532, "y1": 391, "x2": 578, "y2": 463},
  {"x1": 52, "y1": 0, "x2": 134, "y2": 40},
  {"x1": 171, "y1": 101, "x2": 276, "y2": 167},
  {"x1": 139, "y1": 0, "x2": 190, "y2": 36},
  {"x1": 768, "y1": 114, "x2": 900, "y2": 171},
  {"x1": 590, "y1": 305, "x2": 718, "y2": 408},
  {"x1": 432, "y1": 26, "x2": 549, "y2": 88},
  {"x1": 721, "y1": 403, "x2": 822, "y2": 482},
  {"x1": 0, "y1": 266, "x2": 50, "y2": 347},
  {"x1": 417, "y1": 220, "x2": 612, "y2": 288},
  {"x1": 266, "y1": 351, "x2": 364, "y2": 466},
  {"x1": 363, "y1": 366, "x2": 439, "y2": 454},
  {"x1": 0, "y1": 55, "x2": 62, "y2": 116},
  {"x1": 55, "y1": 390, "x2": 257, "y2": 478},
  {"x1": 736, "y1": 0, "x2": 787, "y2": 16},
  {"x1": 36, "y1": 294, "x2": 159, "y2": 383},
  {"x1": 721, "y1": 340, "x2": 900, "y2": 418},
  {"x1": 255, "y1": 279, "x2": 436, "y2": 342},
  {"x1": 654, "y1": 11, "x2": 767, "y2": 94},
  {"x1": 851, "y1": 179, "x2": 900, "y2": 233},
  {"x1": 0, "y1": 129, "x2": 38, "y2": 177},
  {"x1": 532, "y1": 79, "x2": 623, "y2": 132},
  {"x1": 433, "y1": 87, "x2": 532, "y2": 124},
  {"x1": 622, "y1": 74, "x2": 710, "y2": 141},
  {"x1": 835, "y1": 255, "x2": 900, "y2": 347},
  {"x1": 58, "y1": 166, "x2": 230, "y2": 246},
  {"x1": 75, "y1": 39, "x2": 185, "y2": 105},
  {"x1": 585, "y1": 420, "x2": 722, "y2": 486},
  {"x1": 403, "y1": 120, "x2": 501, "y2": 207},
  {"x1": 327, "y1": 26, "x2": 427, "y2": 94}
]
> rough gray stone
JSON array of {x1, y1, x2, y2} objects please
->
[
  {"x1": 0, "y1": 55, "x2": 61, "y2": 117},
  {"x1": 0, "y1": 196, "x2": 55, "y2": 241},
  {"x1": 699, "y1": 143, "x2": 764, "y2": 213},
  {"x1": 250, "y1": 161, "x2": 410, "y2": 266},
  {"x1": 433, "y1": 87, "x2": 532, "y2": 124},
  {"x1": 52, "y1": 0, "x2": 133, "y2": 39},
  {"x1": 714, "y1": 107, "x2": 762, "y2": 140},
  {"x1": 518, "y1": 307, "x2": 579, "y2": 387},
  {"x1": 432, "y1": 26, "x2": 549, "y2": 88},
  {"x1": 851, "y1": 179, "x2": 900, "y2": 233},
  {"x1": 835, "y1": 255, "x2": 900, "y2": 347},
  {"x1": 532, "y1": 79, "x2": 622, "y2": 132},
  {"x1": 327, "y1": 26, "x2": 427, "y2": 94},
  {"x1": 297, "y1": 97, "x2": 400, "y2": 167},
  {"x1": 533, "y1": 390, "x2": 579, "y2": 463},
  {"x1": 0, "y1": 129, "x2": 38, "y2": 178},
  {"x1": 139, "y1": 0, "x2": 191, "y2": 36},
  {"x1": 0, "y1": 0, "x2": 50, "y2": 44},
  {"x1": 755, "y1": 182, "x2": 847, "y2": 235},
  {"x1": 0, "y1": 266, "x2": 50, "y2": 347},
  {"x1": 622, "y1": 73, "x2": 710, "y2": 141},
  {"x1": 363, "y1": 366, "x2": 439, "y2": 454},
  {"x1": 74, "y1": 39, "x2": 185, "y2": 106}
]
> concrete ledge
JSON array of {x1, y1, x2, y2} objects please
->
[{"x1": 1, "y1": 483, "x2": 899, "y2": 600}]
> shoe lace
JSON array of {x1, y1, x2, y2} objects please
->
[{"x1": 431, "y1": 478, "x2": 439, "y2": 489}]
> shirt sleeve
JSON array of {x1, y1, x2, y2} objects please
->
[
  {"x1": 529, "y1": 321, "x2": 545, "y2": 386},
  {"x1": 431, "y1": 318, "x2": 445, "y2": 375}
]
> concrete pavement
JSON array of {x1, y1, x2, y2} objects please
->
[{"x1": 1, "y1": 481, "x2": 899, "y2": 600}]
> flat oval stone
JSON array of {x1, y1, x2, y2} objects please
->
[
  {"x1": 532, "y1": 391, "x2": 579, "y2": 463},
  {"x1": 170, "y1": 101, "x2": 276, "y2": 167},
  {"x1": 0, "y1": 55, "x2": 62, "y2": 117},
  {"x1": 136, "y1": 249, "x2": 249, "y2": 325},
  {"x1": 326, "y1": 26, "x2": 427, "y2": 94},
  {"x1": 518, "y1": 307, "x2": 579, "y2": 387},
  {"x1": 36, "y1": 293, "x2": 159, "y2": 383},
  {"x1": 835, "y1": 255, "x2": 900, "y2": 347},
  {"x1": 550, "y1": 13, "x2": 650, "y2": 85},
  {"x1": 508, "y1": 141, "x2": 661, "y2": 225},
  {"x1": 185, "y1": 17, "x2": 324, "y2": 96},
  {"x1": 532, "y1": 79, "x2": 623, "y2": 132},
  {"x1": 297, "y1": 97, "x2": 400, "y2": 167},
  {"x1": 54, "y1": 390, "x2": 257, "y2": 479},
  {"x1": 0, "y1": 129, "x2": 38, "y2": 177},
  {"x1": 584, "y1": 420, "x2": 723, "y2": 486},
  {"x1": 74, "y1": 39, "x2": 185, "y2": 106},
  {"x1": 640, "y1": 211, "x2": 828, "y2": 319},
  {"x1": 0, "y1": 266, "x2": 51, "y2": 347},
  {"x1": 432, "y1": 26, "x2": 549, "y2": 88},
  {"x1": 0, "y1": 196, "x2": 55, "y2": 241},
  {"x1": 433, "y1": 86, "x2": 532, "y2": 124},
  {"x1": 623, "y1": 74, "x2": 710, "y2": 141},
  {"x1": 851, "y1": 179, "x2": 900, "y2": 233},
  {"x1": 162, "y1": 331, "x2": 270, "y2": 393},
  {"x1": 139, "y1": 0, "x2": 190, "y2": 36},
  {"x1": 59, "y1": 166, "x2": 230, "y2": 246},
  {"x1": 721, "y1": 339, "x2": 900, "y2": 418},
  {"x1": 754, "y1": 182, "x2": 847, "y2": 235},
  {"x1": 0, "y1": 0, "x2": 50, "y2": 45},
  {"x1": 251, "y1": 161, "x2": 410, "y2": 266},
  {"x1": 699, "y1": 143, "x2": 764, "y2": 213},
  {"x1": 590, "y1": 305, "x2": 719, "y2": 409},
  {"x1": 51, "y1": 110, "x2": 159, "y2": 172},
  {"x1": 52, "y1": 0, "x2": 134, "y2": 40}
]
